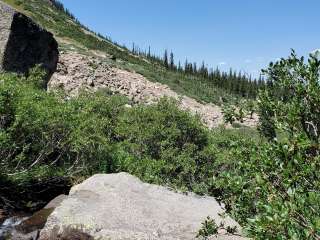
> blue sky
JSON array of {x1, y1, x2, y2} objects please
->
[{"x1": 60, "y1": 0, "x2": 320, "y2": 77}]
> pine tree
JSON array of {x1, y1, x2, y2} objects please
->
[
  {"x1": 193, "y1": 62, "x2": 197, "y2": 74},
  {"x1": 170, "y1": 52, "x2": 175, "y2": 70},
  {"x1": 164, "y1": 50, "x2": 169, "y2": 69},
  {"x1": 126, "y1": 43, "x2": 263, "y2": 97},
  {"x1": 148, "y1": 46, "x2": 151, "y2": 58},
  {"x1": 178, "y1": 61, "x2": 183, "y2": 72},
  {"x1": 132, "y1": 43, "x2": 136, "y2": 54}
]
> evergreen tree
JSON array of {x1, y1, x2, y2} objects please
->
[
  {"x1": 126, "y1": 44, "x2": 263, "y2": 97},
  {"x1": 148, "y1": 46, "x2": 151, "y2": 58},
  {"x1": 178, "y1": 61, "x2": 183, "y2": 72},
  {"x1": 132, "y1": 43, "x2": 136, "y2": 54},
  {"x1": 164, "y1": 50, "x2": 169, "y2": 69},
  {"x1": 193, "y1": 62, "x2": 197, "y2": 74},
  {"x1": 170, "y1": 52, "x2": 175, "y2": 70}
]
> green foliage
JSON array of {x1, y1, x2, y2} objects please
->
[
  {"x1": 196, "y1": 216, "x2": 239, "y2": 239},
  {"x1": 214, "y1": 138, "x2": 320, "y2": 239},
  {"x1": 196, "y1": 216, "x2": 219, "y2": 239},
  {"x1": 213, "y1": 51, "x2": 320, "y2": 239},
  {"x1": 0, "y1": 70, "x2": 216, "y2": 209},
  {"x1": 222, "y1": 105, "x2": 237, "y2": 124},
  {"x1": 244, "y1": 99, "x2": 256, "y2": 119},
  {"x1": 14, "y1": 0, "x2": 22, "y2": 5},
  {"x1": 112, "y1": 98, "x2": 214, "y2": 190},
  {"x1": 222, "y1": 100, "x2": 254, "y2": 124},
  {"x1": 260, "y1": 50, "x2": 320, "y2": 144},
  {"x1": 0, "y1": 71, "x2": 125, "y2": 209},
  {"x1": 26, "y1": 65, "x2": 48, "y2": 88}
]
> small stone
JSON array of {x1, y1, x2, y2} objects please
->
[
  {"x1": 0, "y1": 208, "x2": 7, "y2": 224},
  {"x1": 16, "y1": 208, "x2": 54, "y2": 234}
]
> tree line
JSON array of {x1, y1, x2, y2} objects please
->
[
  {"x1": 50, "y1": 0, "x2": 264, "y2": 99},
  {"x1": 132, "y1": 46, "x2": 265, "y2": 98}
]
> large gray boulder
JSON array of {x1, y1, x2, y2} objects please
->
[
  {"x1": 39, "y1": 173, "x2": 246, "y2": 240},
  {"x1": 0, "y1": 1, "x2": 58, "y2": 78}
]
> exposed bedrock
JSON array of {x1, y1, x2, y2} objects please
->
[{"x1": 0, "y1": 1, "x2": 58, "y2": 80}]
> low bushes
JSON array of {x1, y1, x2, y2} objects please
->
[
  {"x1": 213, "y1": 52, "x2": 320, "y2": 239},
  {"x1": 1, "y1": 51, "x2": 319, "y2": 239},
  {"x1": 0, "y1": 70, "x2": 215, "y2": 210}
]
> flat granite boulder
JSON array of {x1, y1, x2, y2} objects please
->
[
  {"x1": 0, "y1": 1, "x2": 58, "y2": 78},
  {"x1": 39, "y1": 173, "x2": 247, "y2": 240}
]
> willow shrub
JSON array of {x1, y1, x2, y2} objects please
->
[
  {"x1": 213, "y1": 52, "x2": 320, "y2": 239},
  {"x1": 0, "y1": 69, "x2": 216, "y2": 210}
]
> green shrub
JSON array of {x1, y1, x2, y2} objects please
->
[
  {"x1": 222, "y1": 105, "x2": 237, "y2": 124},
  {"x1": 196, "y1": 216, "x2": 219, "y2": 239},
  {"x1": 0, "y1": 71, "x2": 126, "y2": 209},
  {"x1": 14, "y1": 0, "x2": 23, "y2": 6},
  {"x1": 212, "y1": 51, "x2": 320, "y2": 239},
  {"x1": 0, "y1": 70, "x2": 217, "y2": 209},
  {"x1": 112, "y1": 98, "x2": 215, "y2": 191}
]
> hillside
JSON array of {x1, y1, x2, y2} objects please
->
[
  {"x1": 2, "y1": 0, "x2": 259, "y2": 129},
  {"x1": 3, "y1": 0, "x2": 260, "y2": 106},
  {"x1": 0, "y1": 0, "x2": 319, "y2": 239}
]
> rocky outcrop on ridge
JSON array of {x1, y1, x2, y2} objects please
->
[{"x1": 0, "y1": 1, "x2": 58, "y2": 78}]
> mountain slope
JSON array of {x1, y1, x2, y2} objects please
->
[
  {"x1": 2, "y1": 0, "x2": 258, "y2": 128},
  {"x1": 2, "y1": 2, "x2": 319, "y2": 239},
  {"x1": 3, "y1": 0, "x2": 252, "y2": 106},
  {"x1": 49, "y1": 51, "x2": 258, "y2": 128}
]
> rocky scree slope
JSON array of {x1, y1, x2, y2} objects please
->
[{"x1": 49, "y1": 51, "x2": 258, "y2": 128}]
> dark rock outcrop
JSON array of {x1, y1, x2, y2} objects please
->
[{"x1": 0, "y1": 1, "x2": 58, "y2": 79}]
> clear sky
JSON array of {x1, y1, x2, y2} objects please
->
[{"x1": 59, "y1": 0, "x2": 320, "y2": 77}]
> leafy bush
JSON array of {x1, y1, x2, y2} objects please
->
[
  {"x1": 222, "y1": 105, "x2": 237, "y2": 124},
  {"x1": 196, "y1": 216, "x2": 219, "y2": 239},
  {"x1": 14, "y1": 0, "x2": 23, "y2": 6},
  {"x1": 213, "y1": 51, "x2": 320, "y2": 239},
  {"x1": 0, "y1": 71, "x2": 126, "y2": 209},
  {"x1": 112, "y1": 98, "x2": 215, "y2": 191},
  {"x1": 260, "y1": 50, "x2": 320, "y2": 143},
  {"x1": 222, "y1": 98, "x2": 258, "y2": 125},
  {"x1": 0, "y1": 70, "x2": 216, "y2": 209}
]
